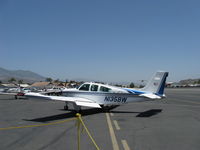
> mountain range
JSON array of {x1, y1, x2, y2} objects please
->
[{"x1": 0, "y1": 67, "x2": 46, "y2": 83}]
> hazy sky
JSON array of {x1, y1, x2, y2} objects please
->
[{"x1": 0, "y1": 0, "x2": 200, "y2": 83}]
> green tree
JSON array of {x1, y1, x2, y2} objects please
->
[
  {"x1": 54, "y1": 79, "x2": 60, "y2": 83},
  {"x1": 8, "y1": 77, "x2": 16, "y2": 83},
  {"x1": 139, "y1": 85, "x2": 144, "y2": 88},
  {"x1": 0, "y1": 80, "x2": 2, "y2": 84},
  {"x1": 114, "y1": 84, "x2": 122, "y2": 87},
  {"x1": 129, "y1": 82, "x2": 135, "y2": 88},
  {"x1": 46, "y1": 77, "x2": 53, "y2": 83},
  {"x1": 198, "y1": 79, "x2": 200, "y2": 84},
  {"x1": 65, "y1": 79, "x2": 68, "y2": 83},
  {"x1": 18, "y1": 80, "x2": 23, "y2": 84},
  {"x1": 69, "y1": 80, "x2": 76, "y2": 83}
]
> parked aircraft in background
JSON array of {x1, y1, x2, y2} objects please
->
[
  {"x1": 26, "y1": 71, "x2": 169, "y2": 112},
  {"x1": 0, "y1": 87, "x2": 31, "y2": 99}
]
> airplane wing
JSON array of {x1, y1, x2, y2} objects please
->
[
  {"x1": 139, "y1": 93, "x2": 162, "y2": 99},
  {"x1": 25, "y1": 92, "x2": 101, "y2": 108},
  {"x1": 0, "y1": 92, "x2": 16, "y2": 95}
]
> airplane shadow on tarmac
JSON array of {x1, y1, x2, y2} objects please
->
[
  {"x1": 135, "y1": 109, "x2": 162, "y2": 117},
  {"x1": 23, "y1": 106, "x2": 162, "y2": 123},
  {"x1": 110, "y1": 109, "x2": 162, "y2": 117}
]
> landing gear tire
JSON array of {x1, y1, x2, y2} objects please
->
[
  {"x1": 101, "y1": 105, "x2": 109, "y2": 112},
  {"x1": 64, "y1": 105, "x2": 68, "y2": 110}
]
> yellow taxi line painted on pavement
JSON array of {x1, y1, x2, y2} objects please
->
[
  {"x1": 106, "y1": 113, "x2": 120, "y2": 150},
  {"x1": 121, "y1": 140, "x2": 131, "y2": 150},
  {"x1": 113, "y1": 120, "x2": 120, "y2": 130},
  {"x1": 0, "y1": 118, "x2": 76, "y2": 130}
]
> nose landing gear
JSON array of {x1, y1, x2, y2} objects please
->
[{"x1": 64, "y1": 105, "x2": 68, "y2": 110}]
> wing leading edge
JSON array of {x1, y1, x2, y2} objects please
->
[{"x1": 25, "y1": 92, "x2": 101, "y2": 108}]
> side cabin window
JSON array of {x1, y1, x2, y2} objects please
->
[
  {"x1": 100, "y1": 86, "x2": 111, "y2": 92},
  {"x1": 79, "y1": 84, "x2": 90, "y2": 91},
  {"x1": 91, "y1": 84, "x2": 98, "y2": 91}
]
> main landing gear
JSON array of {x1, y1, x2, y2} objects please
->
[
  {"x1": 64, "y1": 102, "x2": 82, "y2": 113},
  {"x1": 64, "y1": 102, "x2": 69, "y2": 110}
]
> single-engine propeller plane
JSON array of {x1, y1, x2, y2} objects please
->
[{"x1": 25, "y1": 71, "x2": 168, "y2": 112}]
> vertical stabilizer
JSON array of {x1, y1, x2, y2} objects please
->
[{"x1": 141, "y1": 71, "x2": 169, "y2": 96}]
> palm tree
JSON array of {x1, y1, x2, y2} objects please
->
[{"x1": 64, "y1": 79, "x2": 68, "y2": 87}]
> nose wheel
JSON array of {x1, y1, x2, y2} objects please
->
[{"x1": 64, "y1": 105, "x2": 68, "y2": 110}]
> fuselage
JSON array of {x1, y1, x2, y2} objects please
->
[{"x1": 61, "y1": 82, "x2": 149, "y2": 106}]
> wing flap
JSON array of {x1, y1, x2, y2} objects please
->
[
  {"x1": 76, "y1": 101, "x2": 101, "y2": 108},
  {"x1": 25, "y1": 92, "x2": 101, "y2": 108}
]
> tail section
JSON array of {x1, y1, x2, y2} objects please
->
[{"x1": 141, "y1": 71, "x2": 169, "y2": 96}]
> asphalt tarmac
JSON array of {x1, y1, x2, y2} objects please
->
[{"x1": 0, "y1": 88, "x2": 200, "y2": 150}]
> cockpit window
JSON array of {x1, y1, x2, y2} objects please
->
[
  {"x1": 79, "y1": 84, "x2": 90, "y2": 91},
  {"x1": 91, "y1": 84, "x2": 98, "y2": 91},
  {"x1": 100, "y1": 86, "x2": 111, "y2": 92}
]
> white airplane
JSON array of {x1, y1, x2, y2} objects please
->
[{"x1": 25, "y1": 71, "x2": 169, "y2": 112}]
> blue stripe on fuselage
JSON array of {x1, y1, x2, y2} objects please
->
[{"x1": 124, "y1": 88, "x2": 146, "y2": 95}]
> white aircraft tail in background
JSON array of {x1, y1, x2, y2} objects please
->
[{"x1": 26, "y1": 71, "x2": 169, "y2": 112}]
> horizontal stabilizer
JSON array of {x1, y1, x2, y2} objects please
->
[{"x1": 140, "y1": 93, "x2": 161, "y2": 99}]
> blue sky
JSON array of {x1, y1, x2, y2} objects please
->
[{"x1": 0, "y1": 0, "x2": 200, "y2": 83}]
